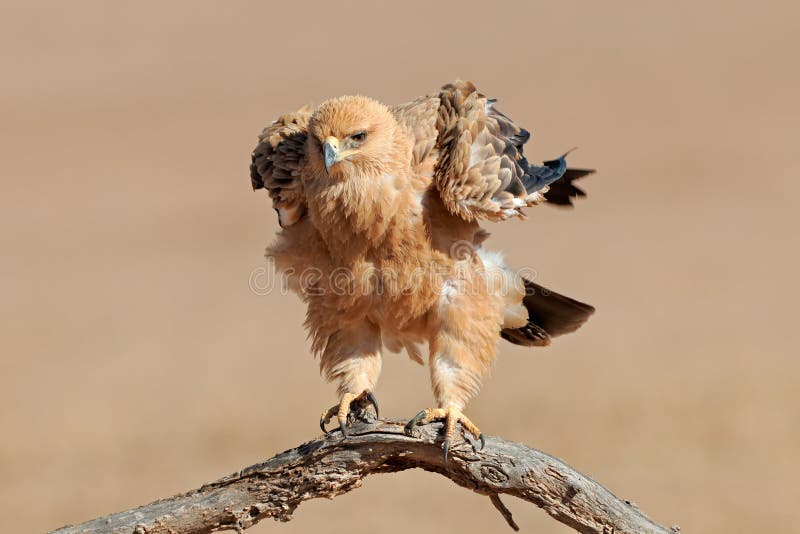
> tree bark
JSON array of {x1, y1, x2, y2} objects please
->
[{"x1": 50, "y1": 419, "x2": 677, "y2": 534}]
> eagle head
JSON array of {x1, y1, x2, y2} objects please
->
[{"x1": 307, "y1": 95, "x2": 401, "y2": 181}]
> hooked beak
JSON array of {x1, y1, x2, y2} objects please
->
[{"x1": 322, "y1": 136, "x2": 340, "y2": 173}]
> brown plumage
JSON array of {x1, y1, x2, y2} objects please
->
[{"x1": 250, "y1": 80, "x2": 595, "y2": 459}]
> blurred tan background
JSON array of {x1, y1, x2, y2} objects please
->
[{"x1": 1, "y1": 1, "x2": 798, "y2": 532}]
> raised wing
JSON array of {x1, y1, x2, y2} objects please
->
[
  {"x1": 395, "y1": 81, "x2": 590, "y2": 222},
  {"x1": 249, "y1": 105, "x2": 312, "y2": 227}
]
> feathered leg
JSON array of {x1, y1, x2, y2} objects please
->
[
  {"x1": 318, "y1": 322, "x2": 382, "y2": 437},
  {"x1": 405, "y1": 273, "x2": 500, "y2": 461}
]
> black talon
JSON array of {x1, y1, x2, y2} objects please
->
[
  {"x1": 366, "y1": 391, "x2": 379, "y2": 419},
  {"x1": 404, "y1": 410, "x2": 427, "y2": 436},
  {"x1": 339, "y1": 419, "x2": 348, "y2": 438},
  {"x1": 478, "y1": 433, "x2": 486, "y2": 451},
  {"x1": 320, "y1": 417, "x2": 328, "y2": 434},
  {"x1": 442, "y1": 438, "x2": 451, "y2": 462}
]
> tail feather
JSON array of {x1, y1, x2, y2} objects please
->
[{"x1": 501, "y1": 278, "x2": 594, "y2": 347}]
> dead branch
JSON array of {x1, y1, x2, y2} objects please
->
[{"x1": 50, "y1": 419, "x2": 677, "y2": 534}]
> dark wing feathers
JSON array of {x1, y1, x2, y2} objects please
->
[
  {"x1": 249, "y1": 106, "x2": 312, "y2": 227},
  {"x1": 521, "y1": 153, "x2": 569, "y2": 193},
  {"x1": 543, "y1": 168, "x2": 595, "y2": 207}
]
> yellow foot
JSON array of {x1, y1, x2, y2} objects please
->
[
  {"x1": 319, "y1": 390, "x2": 379, "y2": 438},
  {"x1": 403, "y1": 407, "x2": 485, "y2": 462}
]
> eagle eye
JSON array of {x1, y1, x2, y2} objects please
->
[{"x1": 350, "y1": 131, "x2": 367, "y2": 142}]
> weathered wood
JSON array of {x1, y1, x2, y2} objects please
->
[{"x1": 51, "y1": 420, "x2": 677, "y2": 534}]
